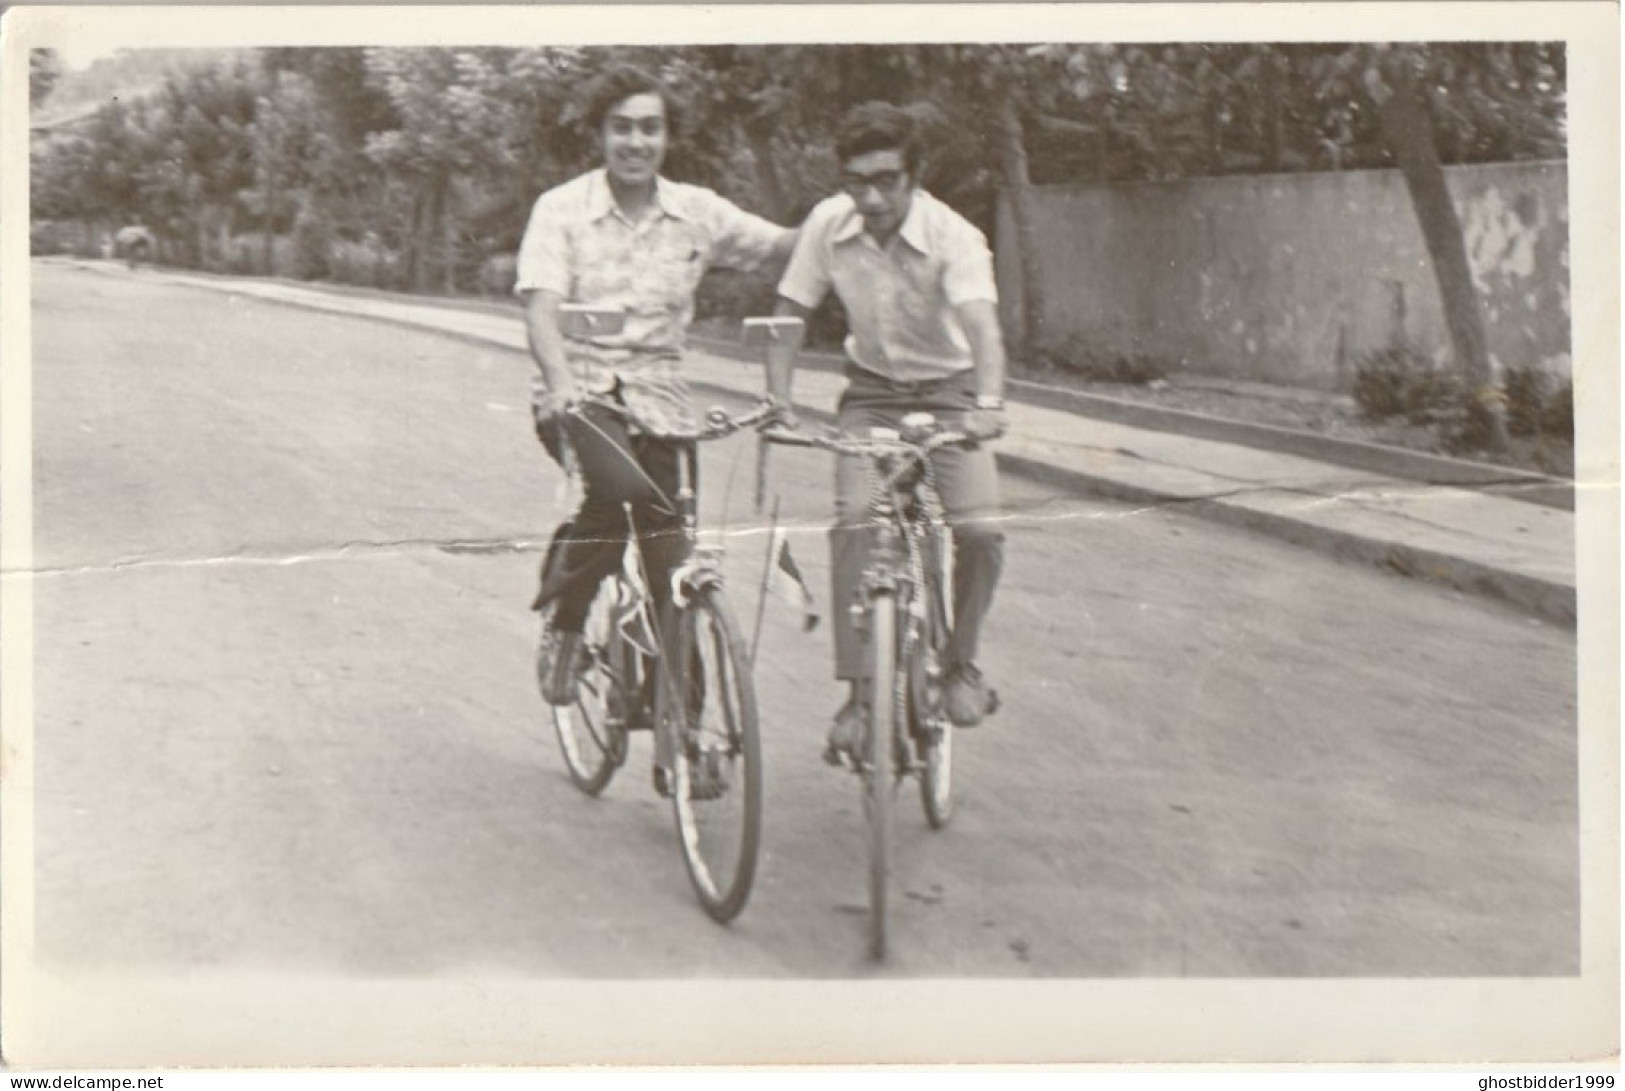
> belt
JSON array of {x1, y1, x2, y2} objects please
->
[{"x1": 843, "y1": 363, "x2": 971, "y2": 396}]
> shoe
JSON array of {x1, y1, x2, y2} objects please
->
[
  {"x1": 542, "y1": 630, "x2": 585, "y2": 706},
  {"x1": 944, "y1": 663, "x2": 997, "y2": 727},
  {"x1": 685, "y1": 750, "x2": 730, "y2": 802},
  {"x1": 825, "y1": 695, "x2": 866, "y2": 767}
]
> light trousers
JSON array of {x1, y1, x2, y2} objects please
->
[{"x1": 829, "y1": 368, "x2": 1005, "y2": 681}]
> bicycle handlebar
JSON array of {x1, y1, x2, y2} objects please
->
[
  {"x1": 565, "y1": 395, "x2": 775, "y2": 441},
  {"x1": 759, "y1": 421, "x2": 977, "y2": 458}
]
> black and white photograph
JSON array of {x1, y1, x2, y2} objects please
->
[{"x1": 1, "y1": 1, "x2": 1617, "y2": 1071}]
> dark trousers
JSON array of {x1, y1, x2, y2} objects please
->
[{"x1": 534, "y1": 400, "x2": 691, "y2": 634}]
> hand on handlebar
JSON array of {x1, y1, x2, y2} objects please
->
[
  {"x1": 757, "y1": 395, "x2": 800, "y2": 434},
  {"x1": 532, "y1": 384, "x2": 583, "y2": 424},
  {"x1": 532, "y1": 395, "x2": 581, "y2": 476},
  {"x1": 963, "y1": 406, "x2": 1009, "y2": 443}
]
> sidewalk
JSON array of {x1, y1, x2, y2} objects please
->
[{"x1": 87, "y1": 261, "x2": 1578, "y2": 626}]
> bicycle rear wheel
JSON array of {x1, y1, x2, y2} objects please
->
[
  {"x1": 546, "y1": 585, "x2": 631, "y2": 796},
  {"x1": 668, "y1": 586, "x2": 762, "y2": 923},
  {"x1": 910, "y1": 567, "x2": 954, "y2": 829},
  {"x1": 865, "y1": 589, "x2": 899, "y2": 960}
]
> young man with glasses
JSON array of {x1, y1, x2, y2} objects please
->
[{"x1": 763, "y1": 101, "x2": 1009, "y2": 762}]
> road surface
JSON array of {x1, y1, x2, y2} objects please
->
[{"x1": 27, "y1": 260, "x2": 1579, "y2": 981}]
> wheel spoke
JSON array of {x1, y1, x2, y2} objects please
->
[
  {"x1": 670, "y1": 589, "x2": 762, "y2": 923},
  {"x1": 547, "y1": 592, "x2": 630, "y2": 796}
]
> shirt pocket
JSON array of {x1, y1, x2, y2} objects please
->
[
  {"x1": 896, "y1": 253, "x2": 945, "y2": 324},
  {"x1": 639, "y1": 226, "x2": 709, "y2": 314}
]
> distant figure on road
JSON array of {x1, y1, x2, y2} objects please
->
[
  {"x1": 762, "y1": 101, "x2": 1010, "y2": 759},
  {"x1": 515, "y1": 63, "x2": 798, "y2": 705}
]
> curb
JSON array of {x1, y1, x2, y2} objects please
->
[
  {"x1": 66, "y1": 261, "x2": 1572, "y2": 624},
  {"x1": 996, "y1": 451, "x2": 1576, "y2": 627}
]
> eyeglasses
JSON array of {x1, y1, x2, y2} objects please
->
[{"x1": 840, "y1": 169, "x2": 907, "y2": 197}]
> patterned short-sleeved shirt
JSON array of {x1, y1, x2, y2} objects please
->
[
  {"x1": 516, "y1": 169, "x2": 785, "y2": 433},
  {"x1": 777, "y1": 189, "x2": 998, "y2": 384}
]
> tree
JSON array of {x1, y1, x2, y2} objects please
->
[
  {"x1": 1362, "y1": 46, "x2": 1512, "y2": 450},
  {"x1": 1022, "y1": 41, "x2": 1559, "y2": 450},
  {"x1": 30, "y1": 49, "x2": 63, "y2": 107},
  {"x1": 246, "y1": 70, "x2": 321, "y2": 273},
  {"x1": 363, "y1": 48, "x2": 547, "y2": 291},
  {"x1": 25, "y1": 41, "x2": 1564, "y2": 435},
  {"x1": 261, "y1": 48, "x2": 400, "y2": 246}
]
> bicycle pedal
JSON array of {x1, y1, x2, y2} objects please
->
[
  {"x1": 985, "y1": 688, "x2": 1001, "y2": 716},
  {"x1": 652, "y1": 766, "x2": 673, "y2": 799}
]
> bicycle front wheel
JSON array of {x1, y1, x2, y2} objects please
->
[
  {"x1": 669, "y1": 585, "x2": 763, "y2": 924},
  {"x1": 865, "y1": 589, "x2": 899, "y2": 960},
  {"x1": 547, "y1": 587, "x2": 631, "y2": 796}
]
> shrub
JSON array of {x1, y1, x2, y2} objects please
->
[
  {"x1": 1029, "y1": 333, "x2": 1171, "y2": 385},
  {"x1": 1503, "y1": 366, "x2": 1545, "y2": 437},
  {"x1": 220, "y1": 233, "x2": 295, "y2": 277},
  {"x1": 1503, "y1": 365, "x2": 1573, "y2": 441},
  {"x1": 1542, "y1": 380, "x2": 1574, "y2": 440},
  {"x1": 478, "y1": 253, "x2": 517, "y2": 298},
  {"x1": 1351, "y1": 349, "x2": 1409, "y2": 419},
  {"x1": 30, "y1": 220, "x2": 71, "y2": 255},
  {"x1": 1402, "y1": 369, "x2": 1465, "y2": 427},
  {"x1": 328, "y1": 238, "x2": 404, "y2": 289},
  {"x1": 1353, "y1": 347, "x2": 1462, "y2": 425}
]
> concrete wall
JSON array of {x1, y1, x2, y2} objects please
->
[{"x1": 995, "y1": 161, "x2": 1570, "y2": 390}]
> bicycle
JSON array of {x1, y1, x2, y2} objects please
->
[
  {"x1": 538, "y1": 393, "x2": 771, "y2": 924},
  {"x1": 762, "y1": 411, "x2": 976, "y2": 959}
]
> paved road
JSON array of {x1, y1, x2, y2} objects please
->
[{"x1": 29, "y1": 260, "x2": 1579, "y2": 979}]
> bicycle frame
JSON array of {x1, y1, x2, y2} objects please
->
[
  {"x1": 762, "y1": 415, "x2": 970, "y2": 956},
  {"x1": 580, "y1": 398, "x2": 764, "y2": 763},
  {"x1": 766, "y1": 421, "x2": 959, "y2": 763},
  {"x1": 857, "y1": 446, "x2": 954, "y2": 774},
  {"x1": 545, "y1": 394, "x2": 771, "y2": 923},
  {"x1": 649, "y1": 442, "x2": 720, "y2": 776}
]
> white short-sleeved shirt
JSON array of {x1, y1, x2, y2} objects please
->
[
  {"x1": 776, "y1": 189, "x2": 998, "y2": 384},
  {"x1": 516, "y1": 169, "x2": 785, "y2": 431}
]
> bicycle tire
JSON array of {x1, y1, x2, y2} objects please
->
[
  {"x1": 865, "y1": 589, "x2": 899, "y2": 960},
  {"x1": 911, "y1": 569, "x2": 955, "y2": 829},
  {"x1": 668, "y1": 585, "x2": 763, "y2": 923},
  {"x1": 546, "y1": 586, "x2": 632, "y2": 796}
]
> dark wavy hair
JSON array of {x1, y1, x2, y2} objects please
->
[
  {"x1": 834, "y1": 101, "x2": 925, "y2": 177},
  {"x1": 581, "y1": 63, "x2": 679, "y2": 135}
]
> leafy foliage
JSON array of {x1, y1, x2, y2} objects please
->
[
  {"x1": 1352, "y1": 347, "x2": 1465, "y2": 425},
  {"x1": 1503, "y1": 366, "x2": 1574, "y2": 440},
  {"x1": 1029, "y1": 333, "x2": 1172, "y2": 385},
  {"x1": 32, "y1": 42, "x2": 1567, "y2": 349},
  {"x1": 30, "y1": 49, "x2": 63, "y2": 106}
]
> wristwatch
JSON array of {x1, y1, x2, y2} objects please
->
[{"x1": 974, "y1": 394, "x2": 1005, "y2": 411}]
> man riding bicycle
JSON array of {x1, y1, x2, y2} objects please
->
[
  {"x1": 763, "y1": 101, "x2": 1009, "y2": 762},
  {"x1": 517, "y1": 64, "x2": 797, "y2": 705}
]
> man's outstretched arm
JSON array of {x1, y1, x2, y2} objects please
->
[
  {"x1": 765, "y1": 296, "x2": 814, "y2": 415},
  {"x1": 955, "y1": 298, "x2": 1009, "y2": 439}
]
